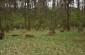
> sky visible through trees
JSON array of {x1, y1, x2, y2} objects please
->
[
  {"x1": 3, "y1": 0, "x2": 84, "y2": 9},
  {"x1": 16, "y1": 0, "x2": 84, "y2": 8}
]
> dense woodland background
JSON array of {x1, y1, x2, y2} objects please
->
[{"x1": 0, "y1": 0, "x2": 85, "y2": 32}]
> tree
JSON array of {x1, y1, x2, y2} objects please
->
[
  {"x1": 24, "y1": 0, "x2": 27, "y2": 28},
  {"x1": 35, "y1": 0, "x2": 46, "y2": 30},
  {"x1": 0, "y1": 0, "x2": 4, "y2": 31},
  {"x1": 77, "y1": 0, "x2": 83, "y2": 32},
  {"x1": 61, "y1": 0, "x2": 73, "y2": 31}
]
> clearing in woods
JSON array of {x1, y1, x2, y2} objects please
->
[{"x1": 0, "y1": 29, "x2": 85, "y2": 55}]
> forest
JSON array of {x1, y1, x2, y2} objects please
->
[{"x1": 0, "y1": 0, "x2": 85, "y2": 55}]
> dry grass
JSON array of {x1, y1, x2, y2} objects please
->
[{"x1": 0, "y1": 29, "x2": 85, "y2": 55}]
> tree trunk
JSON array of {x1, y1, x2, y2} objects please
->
[
  {"x1": 66, "y1": 2, "x2": 70, "y2": 31},
  {"x1": 77, "y1": 0, "x2": 83, "y2": 32},
  {"x1": 24, "y1": 0, "x2": 27, "y2": 28}
]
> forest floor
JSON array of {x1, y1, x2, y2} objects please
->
[{"x1": 0, "y1": 29, "x2": 85, "y2": 55}]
